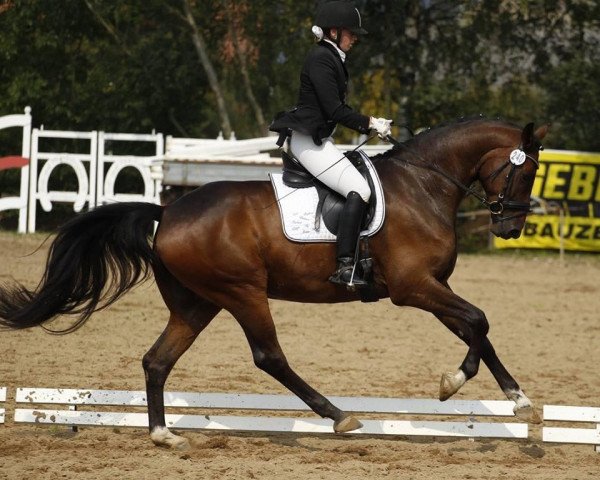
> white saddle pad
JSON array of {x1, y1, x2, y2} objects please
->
[{"x1": 269, "y1": 151, "x2": 385, "y2": 242}]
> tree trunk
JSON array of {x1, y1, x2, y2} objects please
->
[
  {"x1": 83, "y1": 0, "x2": 190, "y2": 136},
  {"x1": 182, "y1": 0, "x2": 232, "y2": 137},
  {"x1": 225, "y1": 3, "x2": 268, "y2": 135}
]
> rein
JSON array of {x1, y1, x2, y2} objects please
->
[{"x1": 384, "y1": 136, "x2": 539, "y2": 221}]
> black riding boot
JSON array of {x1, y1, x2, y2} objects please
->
[{"x1": 329, "y1": 191, "x2": 368, "y2": 287}]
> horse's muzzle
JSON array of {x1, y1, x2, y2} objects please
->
[
  {"x1": 490, "y1": 222, "x2": 523, "y2": 240},
  {"x1": 504, "y1": 228, "x2": 522, "y2": 239}
]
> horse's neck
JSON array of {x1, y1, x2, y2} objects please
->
[
  {"x1": 381, "y1": 122, "x2": 518, "y2": 217},
  {"x1": 396, "y1": 136, "x2": 484, "y2": 211},
  {"x1": 428, "y1": 136, "x2": 487, "y2": 184}
]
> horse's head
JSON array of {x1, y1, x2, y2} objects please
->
[{"x1": 478, "y1": 123, "x2": 548, "y2": 239}]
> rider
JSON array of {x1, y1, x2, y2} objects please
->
[{"x1": 270, "y1": 0, "x2": 393, "y2": 287}]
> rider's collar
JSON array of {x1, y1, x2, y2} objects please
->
[{"x1": 323, "y1": 38, "x2": 346, "y2": 62}]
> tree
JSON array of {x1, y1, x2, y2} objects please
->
[
  {"x1": 221, "y1": 0, "x2": 267, "y2": 134},
  {"x1": 1, "y1": 0, "x2": 599, "y2": 149},
  {"x1": 181, "y1": 0, "x2": 233, "y2": 137},
  {"x1": 543, "y1": 56, "x2": 600, "y2": 151},
  {"x1": 352, "y1": 0, "x2": 600, "y2": 149},
  {"x1": 0, "y1": 0, "x2": 210, "y2": 135}
]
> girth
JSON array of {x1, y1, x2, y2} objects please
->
[{"x1": 280, "y1": 150, "x2": 377, "y2": 235}]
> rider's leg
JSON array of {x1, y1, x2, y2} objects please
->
[
  {"x1": 290, "y1": 133, "x2": 371, "y2": 287},
  {"x1": 289, "y1": 133, "x2": 371, "y2": 202},
  {"x1": 328, "y1": 191, "x2": 368, "y2": 286}
]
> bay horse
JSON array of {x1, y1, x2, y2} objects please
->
[{"x1": 0, "y1": 118, "x2": 547, "y2": 449}]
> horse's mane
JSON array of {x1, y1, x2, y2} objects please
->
[{"x1": 371, "y1": 116, "x2": 521, "y2": 163}]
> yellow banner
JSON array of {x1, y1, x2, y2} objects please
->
[{"x1": 494, "y1": 149, "x2": 600, "y2": 251}]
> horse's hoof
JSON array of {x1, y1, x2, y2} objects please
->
[
  {"x1": 514, "y1": 404, "x2": 542, "y2": 424},
  {"x1": 333, "y1": 415, "x2": 363, "y2": 433},
  {"x1": 150, "y1": 426, "x2": 191, "y2": 450},
  {"x1": 172, "y1": 436, "x2": 191, "y2": 450},
  {"x1": 439, "y1": 371, "x2": 465, "y2": 401}
]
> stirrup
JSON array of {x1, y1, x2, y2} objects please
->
[{"x1": 329, "y1": 261, "x2": 367, "y2": 288}]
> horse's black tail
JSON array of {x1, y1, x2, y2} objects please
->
[{"x1": 0, "y1": 202, "x2": 163, "y2": 333}]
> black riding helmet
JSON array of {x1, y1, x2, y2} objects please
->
[{"x1": 315, "y1": 1, "x2": 368, "y2": 35}]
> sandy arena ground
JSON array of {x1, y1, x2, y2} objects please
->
[{"x1": 0, "y1": 231, "x2": 599, "y2": 479}]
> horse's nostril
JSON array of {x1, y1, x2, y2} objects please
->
[{"x1": 509, "y1": 229, "x2": 521, "y2": 239}]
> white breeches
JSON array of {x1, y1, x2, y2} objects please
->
[{"x1": 289, "y1": 132, "x2": 371, "y2": 202}]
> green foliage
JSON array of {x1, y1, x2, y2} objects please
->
[
  {"x1": 0, "y1": 0, "x2": 208, "y2": 138},
  {"x1": 350, "y1": 0, "x2": 599, "y2": 150},
  {"x1": 0, "y1": 0, "x2": 598, "y2": 149},
  {"x1": 541, "y1": 56, "x2": 600, "y2": 150},
  {"x1": 1, "y1": 0, "x2": 598, "y2": 238}
]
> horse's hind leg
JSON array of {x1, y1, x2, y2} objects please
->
[
  {"x1": 435, "y1": 313, "x2": 541, "y2": 423},
  {"x1": 228, "y1": 292, "x2": 361, "y2": 433},
  {"x1": 144, "y1": 267, "x2": 221, "y2": 448}
]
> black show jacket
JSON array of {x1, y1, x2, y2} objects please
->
[{"x1": 270, "y1": 41, "x2": 370, "y2": 145}]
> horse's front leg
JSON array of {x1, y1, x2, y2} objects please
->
[
  {"x1": 435, "y1": 312, "x2": 541, "y2": 423},
  {"x1": 392, "y1": 278, "x2": 489, "y2": 400}
]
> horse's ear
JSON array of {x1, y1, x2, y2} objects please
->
[
  {"x1": 522, "y1": 122, "x2": 549, "y2": 151},
  {"x1": 521, "y1": 123, "x2": 535, "y2": 151},
  {"x1": 534, "y1": 124, "x2": 549, "y2": 141}
]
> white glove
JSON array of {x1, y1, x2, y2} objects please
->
[{"x1": 369, "y1": 117, "x2": 393, "y2": 139}]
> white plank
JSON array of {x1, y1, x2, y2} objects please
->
[
  {"x1": 34, "y1": 129, "x2": 96, "y2": 140},
  {"x1": 0, "y1": 387, "x2": 5, "y2": 424},
  {"x1": 14, "y1": 409, "x2": 527, "y2": 438},
  {"x1": 15, "y1": 388, "x2": 516, "y2": 416},
  {"x1": 101, "y1": 132, "x2": 161, "y2": 142},
  {"x1": 543, "y1": 427, "x2": 600, "y2": 445},
  {"x1": 544, "y1": 405, "x2": 600, "y2": 422}
]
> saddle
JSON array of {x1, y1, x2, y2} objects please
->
[
  {"x1": 280, "y1": 150, "x2": 377, "y2": 235},
  {"x1": 279, "y1": 150, "x2": 380, "y2": 302}
]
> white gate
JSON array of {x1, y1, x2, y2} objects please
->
[
  {"x1": 0, "y1": 106, "x2": 32, "y2": 233},
  {"x1": 24, "y1": 128, "x2": 164, "y2": 233},
  {"x1": 97, "y1": 132, "x2": 163, "y2": 205},
  {"x1": 27, "y1": 129, "x2": 98, "y2": 233}
]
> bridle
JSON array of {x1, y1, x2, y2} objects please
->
[
  {"x1": 480, "y1": 148, "x2": 540, "y2": 222},
  {"x1": 386, "y1": 136, "x2": 541, "y2": 222}
]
